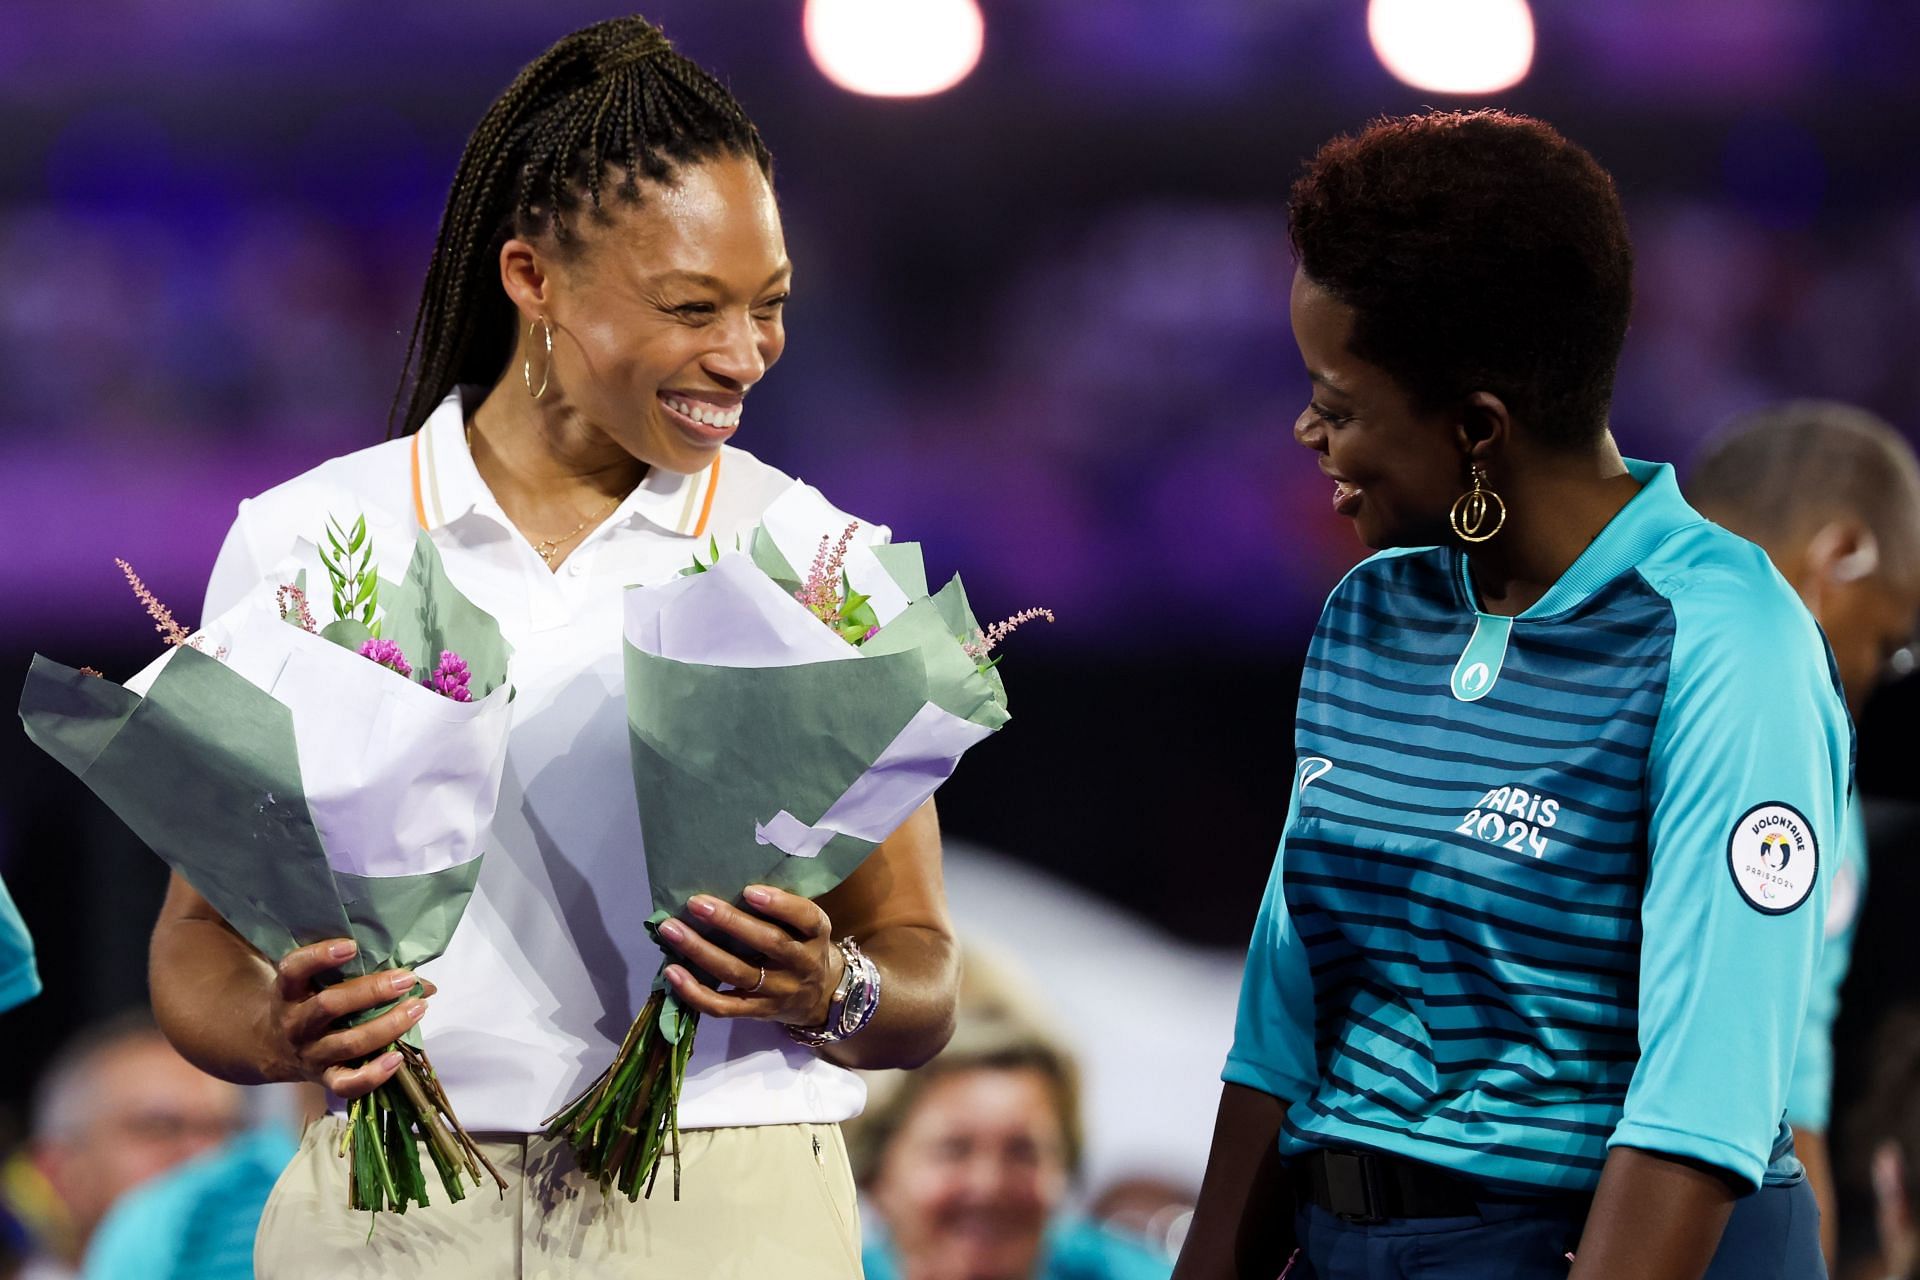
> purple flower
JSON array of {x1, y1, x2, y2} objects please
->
[
  {"x1": 358, "y1": 637, "x2": 413, "y2": 678},
  {"x1": 428, "y1": 650, "x2": 473, "y2": 703}
]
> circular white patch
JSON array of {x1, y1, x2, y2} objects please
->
[{"x1": 1726, "y1": 802, "x2": 1819, "y2": 915}]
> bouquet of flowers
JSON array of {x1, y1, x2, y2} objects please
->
[
  {"x1": 544, "y1": 483, "x2": 1045, "y2": 1200},
  {"x1": 18, "y1": 516, "x2": 513, "y2": 1214}
]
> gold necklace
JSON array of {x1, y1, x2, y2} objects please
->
[
  {"x1": 530, "y1": 492, "x2": 621, "y2": 565},
  {"x1": 468, "y1": 423, "x2": 624, "y2": 566}
]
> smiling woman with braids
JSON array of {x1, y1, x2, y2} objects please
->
[{"x1": 146, "y1": 17, "x2": 957, "y2": 1276}]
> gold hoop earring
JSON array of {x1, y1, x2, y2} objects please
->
[
  {"x1": 1449, "y1": 464, "x2": 1507, "y2": 543},
  {"x1": 523, "y1": 315, "x2": 553, "y2": 400}
]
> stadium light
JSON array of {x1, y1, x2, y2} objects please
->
[
  {"x1": 803, "y1": 0, "x2": 985, "y2": 98},
  {"x1": 1367, "y1": 0, "x2": 1535, "y2": 95}
]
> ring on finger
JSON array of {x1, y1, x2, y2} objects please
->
[{"x1": 748, "y1": 965, "x2": 766, "y2": 994}]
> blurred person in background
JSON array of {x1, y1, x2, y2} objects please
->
[
  {"x1": 850, "y1": 1016, "x2": 1170, "y2": 1280},
  {"x1": 1687, "y1": 401, "x2": 1920, "y2": 1273},
  {"x1": 1177, "y1": 110, "x2": 1849, "y2": 1280},
  {"x1": 78, "y1": 1083, "x2": 321, "y2": 1280},
  {"x1": 1839, "y1": 1006, "x2": 1920, "y2": 1280},
  {"x1": 7, "y1": 1011, "x2": 244, "y2": 1280}
]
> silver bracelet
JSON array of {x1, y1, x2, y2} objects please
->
[{"x1": 786, "y1": 938, "x2": 881, "y2": 1047}]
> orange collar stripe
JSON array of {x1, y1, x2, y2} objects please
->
[
  {"x1": 691, "y1": 453, "x2": 722, "y2": 539},
  {"x1": 410, "y1": 433, "x2": 430, "y2": 530}
]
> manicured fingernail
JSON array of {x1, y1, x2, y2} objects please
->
[
  {"x1": 690, "y1": 898, "x2": 717, "y2": 918},
  {"x1": 407, "y1": 1002, "x2": 426, "y2": 1021},
  {"x1": 658, "y1": 921, "x2": 685, "y2": 942},
  {"x1": 744, "y1": 887, "x2": 771, "y2": 906},
  {"x1": 329, "y1": 942, "x2": 357, "y2": 961},
  {"x1": 379, "y1": 1051, "x2": 402, "y2": 1070},
  {"x1": 390, "y1": 972, "x2": 417, "y2": 992},
  {"x1": 665, "y1": 966, "x2": 685, "y2": 985}
]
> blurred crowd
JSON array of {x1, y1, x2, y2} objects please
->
[
  {"x1": 8, "y1": 936, "x2": 1920, "y2": 1280},
  {"x1": 0, "y1": 939, "x2": 1196, "y2": 1280},
  {"x1": 10, "y1": 196, "x2": 1920, "y2": 644}
]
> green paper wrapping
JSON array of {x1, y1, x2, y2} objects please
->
[{"x1": 18, "y1": 527, "x2": 515, "y2": 1214}]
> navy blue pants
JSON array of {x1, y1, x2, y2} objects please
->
[{"x1": 1286, "y1": 1177, "x2": 1825, "y2": 1279}]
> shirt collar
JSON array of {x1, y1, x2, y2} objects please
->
[
  {"x1": 414, "y1": 387, "x2": 708, "y2": 538},
  {"x1": 1457, "y1": 458, "x2": 1703, "y2": 619}
]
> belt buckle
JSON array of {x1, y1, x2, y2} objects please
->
[{"x1": 1323, "y1": 1150, "x2": 1387, "y2": 1225}]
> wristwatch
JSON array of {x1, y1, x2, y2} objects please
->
[{"x1": 786, "y1": 938, "x2": 881, "y2": 1047}]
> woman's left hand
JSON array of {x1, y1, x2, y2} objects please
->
[{"x1": 654, "y1": 885, "x2": 846, "y2": 1029}]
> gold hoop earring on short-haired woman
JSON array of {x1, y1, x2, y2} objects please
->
[{"x1": 1450, "y1": 463, "x2": 1507, "y2": 543}]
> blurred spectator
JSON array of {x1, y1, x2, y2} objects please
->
[
  {"x1": 1087, "y1": 1177, "x2": 1194, "y2": 1259},
  {"x1": 849, "y1": 1015, "x2": 1170, "y2": 1280},
  {"x1": 6, "y1": 1012, "x2": 244, "y2": 1280},
  {"x1": 79, "y1": 1125, "x2": 298, "y2": 1280},
  {"x1": 1843, "y1": 1007, "x2": 1920, "y2": 1280},
  {"x1": 1688, "y1": 400, "x2": 1920, "y2": 1271}
]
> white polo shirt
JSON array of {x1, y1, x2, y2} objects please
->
[{"x1": 202, "y1": 387, "x2": 869, "y2": 1132}]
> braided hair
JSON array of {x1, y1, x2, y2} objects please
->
[{"x1": 390, "y1": 16, "x2": 772, "y2": 437}]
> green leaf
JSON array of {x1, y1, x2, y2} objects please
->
[
  {"x1": 355, "y1": 573, "x2": 379, "y2": 607},
  {"x1": 659, "y1": 993, "x2": 686, "y2": 1044},
  {"x1": 350, "y1": 514, "x2": 367, "y2": 553},
  {"x1": 321, "y1": 618, "x2": 372, "y2": 651}
]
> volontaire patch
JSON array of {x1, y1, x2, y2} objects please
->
[{"x1": 1725, "y1": 802, "x2": 1818, "y2": 915}]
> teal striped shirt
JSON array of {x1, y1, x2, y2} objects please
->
[{"x1": 1226, "y1": 461, "x2": 1852, "y2": 1193}]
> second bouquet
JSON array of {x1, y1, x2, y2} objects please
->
[{"x1": 544, "y1": 483, "x2": 1034, "y2": 1200}]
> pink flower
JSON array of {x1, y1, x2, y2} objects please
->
[
  {"x1": 964, "y1": 607, "x2": 1056, "y2": 660},
  {"x1": 118, "y1": 559, "x2": 191, "y2": 647},
  {"x1": 358, "y1": 638, "x2": 413, "y2": 678},
  {"x1": 277, "y1": 584, "x2": 317, "y2": 633},
  {"x1": 428, "y1": 651, "x2": 473, "y2": 703},
  {"x1": 797, "y1": 523, "x2": 861, "y2": 625}
]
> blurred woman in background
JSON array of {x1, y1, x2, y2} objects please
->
[{"x1": 850, "y1": 1017, "x2": 1170, "y2": 1280}]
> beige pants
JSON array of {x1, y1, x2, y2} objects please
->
[{"x1": 255, "y1": 1117, "x2": 863, "y2": 1279}]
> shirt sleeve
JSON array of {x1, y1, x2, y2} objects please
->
[
  {"x1": 1222, "y1": 779, "x2": 1321, "y2": 1102},
  {"x1": 1785, "y1": 803, "x2": 1866, "y2": 1132},
  {"x1": 0, "y1": 877, "x2": 40, "y2": 1013},
  {"x1": 1612, "y1": 578, "x2": 1852, "y2": 1190}
]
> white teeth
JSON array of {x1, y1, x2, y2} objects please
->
[{"x1": 665, "y1": 397, "x2": 741, "y2": 429}]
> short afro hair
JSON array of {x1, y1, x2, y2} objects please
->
[{"x1": 1289, "y1": 110, "x2": 1634, "y2": 449}]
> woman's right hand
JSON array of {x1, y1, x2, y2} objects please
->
[{"x1": 270, "y1": 939, "x2": 434, "y2": 1098}]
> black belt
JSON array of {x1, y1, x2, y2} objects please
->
[{"x1": 1294, "y1": 1148, "x2": 1496, "y2": 1223}]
